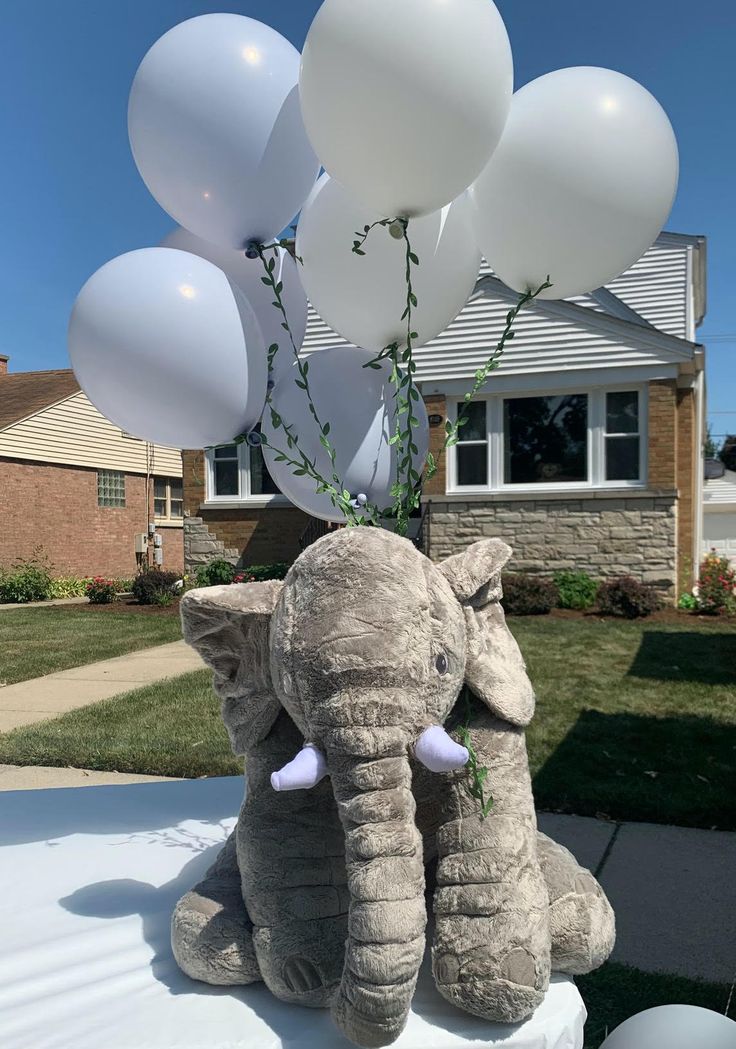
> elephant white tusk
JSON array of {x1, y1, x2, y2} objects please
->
[
  {"x1": 414, "y1": 725, "x2": 470, "y2": 774},
  {"x1": 270, "y1": 744, "x2": 329, "y2": 792}
]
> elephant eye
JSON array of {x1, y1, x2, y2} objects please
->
[{"x1": 435, "y1": 652, "x2": 448, "y2": 676}]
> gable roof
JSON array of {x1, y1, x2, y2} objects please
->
[{"x1": 0, "y1": 369, "x2": 80, "y2": 432}]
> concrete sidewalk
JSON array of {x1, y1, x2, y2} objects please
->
[
  {"x1": 538, "y1": 812, "x2": 736, "y2": 984},
  {"x1": 0, "y1": 763, "x2": 182, "y2": 790},
  {"x1": 0, "y1": 596, "x2": 89, "y2": 610},
  {"x1": 0, "y1": 640, "x2": 205, "y2": 733}
]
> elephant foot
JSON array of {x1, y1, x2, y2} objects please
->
[
  {"x1": 171, "y1": 834, "x2": 261, "y2": 986},
  {"x1": 253, "y1": 915, "x2": 348, "y2": 1008},
  {"x1": 536, "y1": 832, "x2": 616, "y2": 974},
  {"x1": 433, "y1": 941, "x2": 546, "y2": 1023}
]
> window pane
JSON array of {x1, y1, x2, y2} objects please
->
[
  {"x1": 97, "y1": 470, "x2": 125, "y2": 508},
  {"x1": 250, "y1": 446, "x2": 280, "y2": 495},
  {"x1": 457, "y1": 444, "x2": 488, "y2": 486},
  {"x1": 153, "y1": 478, "x2": 166, "y2": 498},
  {"x1": 607, "y1": 391, "x2": 639, "y2": 434},
  {"x1": 170, "y1": 478, "x2": 183, "y2": 500},
  {"x1": 504, "y1": 395, "x2": 588, "y2": 484},
  {"x1": 154, "y1": 498, "x2": 167, "y2": 516},
  {"x1": 214, "y1": 444, "x2": 238, "y2": 460},
  {"x1": 458, "y1": 400, "x2": 487, "y2": 442},
  {"x1": 214, "y1": 460, "x2": 239, "y2": 496},
  {"x1": 606, "y1": 436, "x2": 640, "y2": 481},
  {"x1": 170, "y1": 500, "x2": 184, "y2": 519}
]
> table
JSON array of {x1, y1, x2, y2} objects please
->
[{"x1": 0, "y1": 776, "x2": 586, "y2": 1049}]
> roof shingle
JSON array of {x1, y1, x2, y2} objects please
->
[{"x1": 0, "y1": 369, "x2": 80, "y2": 432}]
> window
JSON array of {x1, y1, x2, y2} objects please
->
[
  {"x1": 605, "y1": 391, "x2": 640, "y2": 481},
  {"x1": 449, "y1": 387, "x2": 645, "y2": 492},
  {"x1": 97, "y1": 470, "x2": 125, "y2": 508},
  {"x1": 456, "y1": 401, "x2": 488, "y2": 486},
  {"x1": 207, "y1": 434, "x2": 280, "y2": 501},
  {"x1": 504, "y1": 394, "x2": 588, "y2": 485},
  {"x1": 154, "y1": 477, "x2": 184, "y2": 520}
]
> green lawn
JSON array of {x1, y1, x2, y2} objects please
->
[
  {"x1": 1, "y1": 616, "x2": 734, "y2": 828},
  {"x1": 0, "y1": 607, "x2": 183, "y2": 684},
  {"x1": 578, "y1": 962, "x2": 732, "y2": 1047}
]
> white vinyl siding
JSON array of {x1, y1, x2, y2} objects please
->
[
  {"x1": 605, "y1": 237, "x2": 692, "y2": 340},
  {"x1": 0, "y1": 391, "x2": 182, "y2": 476}
]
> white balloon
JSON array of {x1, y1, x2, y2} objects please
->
[
  {"x1": 261, "y1": 347, "x2": 429, "y2": 523},
  {"x1": 296, "y1": 175, "x2": 480, "y2": 353},
  {"x1": 299, "y1": 0, "x2": 512, "y2": 217},
  {"x1": 129, "y1": 14, "x2": 319, "y2": 249},
  {"x1": 68, "y1": 248, "x2": 267, "y2": 449},
  {"x1": 471, "y1": 67, "x2": 679, "y2": 300},
  {"x1": 161, "y1": 228, "x2": 307, "y2": 385},
  {"x1": 600, "y1": 1005, "x2": 736, "y2": 1049}
]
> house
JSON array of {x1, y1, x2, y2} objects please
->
[
  {"x1": 0, "y1": 357, "x2": 184, "y2": 578},
  {"x1": 182, "y1": 231, "x2": 707, "y2": 598},
  {"x1": 703, "y1": 458, "x2": 736, "y2": 564}
]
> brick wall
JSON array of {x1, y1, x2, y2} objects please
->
[
  {"x1": 648, "y1": 380, "x2": 678, "y2": 488},
  {"x1": 676, "y1": 384, "x2": 697, "y2": 588},
  {"x1": 423, "y1": 395, "x2": 448, "y2": 497},
  {"x1": 182, "y1": 449, "x2": 309, "y2": 570},
  {"x1": 0, "y1": 457, "x2": 183, "y2": 577}
]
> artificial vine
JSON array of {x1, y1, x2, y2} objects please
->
[{"x1": 448, "y1": 688, "x2": 494, "y2": 819}]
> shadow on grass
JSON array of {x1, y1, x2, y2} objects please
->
[
  {"x1": 533, "y1": 709, "x2": 736, "y2": 830},
  {"x1": 578, "y1": 962, "x2": 732, "y2": 1048},
  {"x1": 628, "y1": 630, "x2": 736, "y2": 685}
]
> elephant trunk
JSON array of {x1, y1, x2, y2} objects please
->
[{"x1": 325, "y1": 723, "x2": 426, "y2": 1049}]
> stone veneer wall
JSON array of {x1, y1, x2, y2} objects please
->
[
  {"x1": 427, "y1": 494, "x2": 678, "y2": 594},
  {"x1": 183, "y1": 517, "x2": 240, "y2": 574}
]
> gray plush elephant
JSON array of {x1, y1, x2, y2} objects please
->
[{"x1": 171, "y1": 528, "x2": 614, "y2": 1048}]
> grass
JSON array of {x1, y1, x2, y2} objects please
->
[
  {"x1": 0, "y1": 669, "x2": 238, "y2": 778},
  {"x1": 0, "y1": 607, "x2": 183, "y2": 684},
  {"x1": 578, "y1": 962, "x2": 733, "y2": 1047},
  {"x1": 0, "y1": 616, "x2": 734, "y2": 828}
]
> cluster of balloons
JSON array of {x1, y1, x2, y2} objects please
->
[
  {"x1": 600, "y1": 1005, "x2": 736, "y2": 1049},
  {"x1": 69, "y1": 1, "x2": 679, "y2": 523}
]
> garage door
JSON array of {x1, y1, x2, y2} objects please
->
[{"x1": 703, "y1": 510, "x2": 736, "y2": 563}]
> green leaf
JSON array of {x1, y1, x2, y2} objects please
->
[
  {"x1": 275, "y1": 281, "x2": 283, "y2": 294},
  {"x1": 261, "y1": 276, "x2": 271, "y2": 286},
  {"x1": 409, "y1": 252, "x2": 419, "y2": 265}
]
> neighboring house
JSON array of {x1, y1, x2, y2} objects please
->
[
  {"x1": 0, "y1": 358, "x2": 184, "y2": 577},
  {"x1": 703, "y1": 458, "x2": 736, "y2": 564},
  {"x1": 182, "y1": 231, "x2": 707, "y2": 598}
]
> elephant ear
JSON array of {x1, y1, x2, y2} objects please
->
[
  {"x1": 439, "y1": 540, "x2": 535, "y2": 727},
  {"x1": 180, "y1": 581, "x2": 282, "y2": 755}
]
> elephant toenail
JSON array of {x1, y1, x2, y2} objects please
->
[
  {"x1": 283, "y1": 956, "x2": 323, "y2": 993},
  {"x1": 435, "y1": 954, "x2": 460, "y2": 985},
  {"x1": 502, "y1": 948, "x2": 536, "y2": 987}
]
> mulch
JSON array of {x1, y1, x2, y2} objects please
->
[{"x1": 51, "y1": 598, "x2": 182, "y2": 617}]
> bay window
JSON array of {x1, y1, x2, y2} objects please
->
[{"x1": 448, "y1": 387, "x2": 645, "y2": 492}]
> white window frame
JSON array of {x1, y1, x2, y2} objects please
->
[
  {"x1": 447, "y1": 385, "x2": 648, "y2": 494},
  {"x1": 153, "y1": 476, "x2": 184, "y2": 524},
  {"x1": 204, "y1": 444, "x2": 288, "y2": 507}
]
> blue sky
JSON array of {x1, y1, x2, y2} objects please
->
[{"x1": 1, "y1": 0, "x2": 734, "y2": 439}]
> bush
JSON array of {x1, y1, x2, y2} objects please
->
[
  {"x1": 195, "y1": 560, "x2": 290, "y2": 587},
  {"x1": 554, "y1": 570, "x2": 599, "y2": 610},
  {"x1": 597, "y1": 576, "x2": 661, "y2": 619},
  {"x1": 132, "y1": 570, "x2": 180, "y2": 605},
  {"x1": 195, "y1": 559, "x2": 237, "y2": 587},
  {"x1": 501, "y1": 574, "x2": 557, "y2": 616},
  {"x1": 0, "y1": 551, "x2": 53, "y2": 604},
  {"x1": 695, "y1": 553, "x2": 736, "y2": 615},
  {"x1": 678, "y1": 592, "x2": 698, "y2": 612},
  {"x1": 47, "y1": 577, "x2": 89, "y2": 599},
  {"x1": 86, "y1": 577, "x2": 117, "y2": 604}
]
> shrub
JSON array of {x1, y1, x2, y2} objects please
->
[
  {"x1": 195, "y1": 559, "x2": 237, "y2": 587},
  {"x1": 238, "y1": 562, "x2": 291, "y2": 583},
  {"x1": 678, "y1": 592, "x2": 698, "y2": 612},
  {"x1": 501, "y1": 574, "x2": 556, "y2": 616},
  {"x1": 0, "y1": 551, "x2": 53, "y2": 604},
  {"x1": 86, "y1": 577, "x2": 117, "y2": 604},
  {"x1": 554, "y1": 570, "x2": 599, "y2": 611},
  {"x1": 132, "y1": 570, "x2": 180, "y2": 605},
  {"x1": 597, "y1": 576, "x2": 661, "y2": 619},
  {"x1": 695, "y1": 553, "x2": 736, "y2": 615},
  {"x1": 47, "y1": 577, "x2": 89, "y2": 599}
]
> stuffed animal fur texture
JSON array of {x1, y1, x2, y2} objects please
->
[{"x1": 171, "y1": 528, "x2": 614, "y2": 1048}]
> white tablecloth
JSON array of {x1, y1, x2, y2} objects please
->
[{"x1": 0, "y1": 777, "x2": 586, "y2": 1049}]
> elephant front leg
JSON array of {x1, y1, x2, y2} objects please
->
[
  {"x1": 241, "y1": 713, "x2": 349, "y2": 1008},
  {"x1": 432, "y1": 710, "x2": 551, "y2": 1023},
  {"x1": 171, "y1": 830, "x2": 261, "y2": 986}
]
